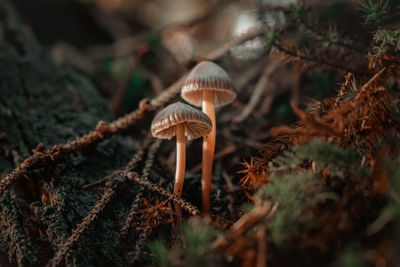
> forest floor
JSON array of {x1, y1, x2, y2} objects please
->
[{"x1": 0, "y1": 0, "x2": 400, "y2": 266}]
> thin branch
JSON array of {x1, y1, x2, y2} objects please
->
[
  {"x1": 234, "y1": 61, "x2": 263, "y2": 92},
  {"x1": 141, "y1": 139, "x2": 162, "y2": 179},
  {"x1": 127, "y1": 173, "x2": 200, "y2": 216},
  {"x1": 119, "y1": 193, "x2": 142, "y2": 240},
  {"x1": 112, "y1": 45, "x2": 149, "y2": 114},
  {"x1": 355, "y1": 67, "x2": 386, "y2": 100},
  {"x1": 275, "y1": 44, "x2": 369, "y2": 76},
  {"x1": 188, "y1": 145, "x2": 237, "y2": 173},
  {"x1": 86, "y1": 34, "x2": 148, "y2": 60},
  {"x1": 299, "y1": 18, "x2": 367, "y2": 54},
  {"x1": 205, "y1": 28, "x2": 267, "y2": 61},
  {"x1": 119, "y1": 139, "x2": 162, "y2": 238},
  {"x1": 142, "y1": 68, "x2": 165, "y2": 95},
  {"x1": 234, "y1": 62, "x2": 279, "y2": 123}
]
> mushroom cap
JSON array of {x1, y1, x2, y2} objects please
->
[
  {"x1": 181, "y1": 61, "x2": 237, "y2": 107},
  {"x1": 151, "y1": 102, "x2": 212, "y2": 140}
]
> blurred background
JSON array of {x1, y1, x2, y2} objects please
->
[
  {"x1": 12, "y1": 0, "x2": 390, "y2": 185},
  {"x1": 13, "y1": 0, "x2": 297, "y2": 115},
  {"x1": 11, "y1": 0, "x2": 307, "y2": 172}
]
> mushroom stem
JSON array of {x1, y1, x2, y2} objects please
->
[
  {"x1": 174, "y1": 123, "x2": 186, "y2": 196},
  {"x1": 202, "y1": 90, "x2": 215, "y2": 214}
]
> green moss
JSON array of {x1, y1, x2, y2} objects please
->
[
  {"x1": 148, "y1": 218, "x2": 219, "y2": 267},
  {"x1": 335, "y1": 244, "x2": 367, "y2": 267},
  {"x1": 256, "y1": 172, "x2": 318, "y2": 244},
  {"x1": 0, "y1": 1, "x2": 134, "y2": 264}
]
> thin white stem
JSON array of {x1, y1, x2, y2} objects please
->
[
  {"x1": 202, "y1": 90, "x2": 215, "y2": 214},
  {"x1": 174, "y1": 123, "x2": 186, "y2": 196}
]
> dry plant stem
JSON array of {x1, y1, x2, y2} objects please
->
[
  {"x1": 174, "y1": 124, "x2": 186, "y2": 196},
  {"x1": 235, "y1": 63, "x2": 278, "y2": 123},
  {"x1": 206, "y1": 28, "x2": 266, "y2": 61},
  {"x1": 235, "y1": 62, "x2": 263, "y2": 92},
  {"x1": 275, "y1": 44, "x2": 368, "y2": 76},
  {"x1": 112, "y1": 45, "x2": 149, "y2": 113},
  {"x1": 128, "y1": 173, "x2": 200, "y2": 216},
  {"x1": 141, "y1": 139, "x2": 162, "y2": 179},
  {"x1": 202, "y1": 90, "x2": 215, "y2": 214},
  {"x1": 355, "y1": 67, "x2": 386, "y2": 100}
]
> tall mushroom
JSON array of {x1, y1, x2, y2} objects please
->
[
  {"x1": 181, "y1": 61, "x2": 236, "y2": 214},
  {"x1": 151, "y1": 101, "x2": 212, "y2": 197}
]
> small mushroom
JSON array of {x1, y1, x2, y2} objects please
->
[
  {"x1": 181, "y1": 61, "x2": 236, "y2": 214},
  {"x1": 151, "y1": 101, "x2": 212, "y2": 196}
]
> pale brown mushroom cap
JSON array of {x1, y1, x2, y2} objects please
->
[
  {"x1": 151, "y1": 102, "x2": 212, "y2": 140},
  {"x1": 181, "y1": 61, "x2": 237, "y2": 107}
]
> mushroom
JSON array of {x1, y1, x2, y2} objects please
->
[
  {"x1": 181, "y1": 61, "x2": 236, "y2": 214},
  {"x1": 151, "y1": 101, "x2": 212, "y2": 197}
]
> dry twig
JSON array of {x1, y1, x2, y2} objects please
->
[
  {"x1": 112, "y1": 45, "x2": 149, "y2": 114},
  {"x1": 128, "y1": 173, "x2": 200, "y2": 216},
  {"x1": 274, "y1": 44, "x2": 368, "y2": 76},
  {"x1": 206, "y1": 29, "x2": 267, "y2": 61},
  {"x1": 235, "y1": 62, "x2": 279, "y2": 123},
  {"x1": 119, "y1": 139, "x2": 162, "y2": 238}
]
